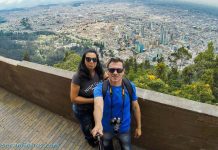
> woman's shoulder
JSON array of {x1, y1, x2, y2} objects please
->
[
  {"x1": 72, "y1": 72, "x2": 81, "y2": 84},
  {"x1": 72, "y1": 72, "x2": 79, "y2": 79}
]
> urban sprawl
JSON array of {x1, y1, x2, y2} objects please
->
[{"x1": 0, "y1": 2, "x2": 218, "y2": 67}]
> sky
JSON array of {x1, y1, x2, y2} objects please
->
[
  {"x1": 0, "y1": 0, "x2": 218, "y2": 10},
  {"x1": 176, "y1": 0, "x2": 218, "y2": 7},
  {"x1": 0, "y1": 0, "x2": 79, "y2": 10}
]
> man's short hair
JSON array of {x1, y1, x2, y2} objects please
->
[{"x1": 107, "y1": 57, "x2": 124, "y2": 68}]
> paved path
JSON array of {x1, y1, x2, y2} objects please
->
[
  {"x1": 0, "y1": 87, "x2": 144, "y2": 150},
  {"x1": 0, "y1": 87, "x2": 94, "y2": 150}
]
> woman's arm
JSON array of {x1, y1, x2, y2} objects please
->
[{"x1": 70, "y1": 83, "x2": 94, "y2": 104}]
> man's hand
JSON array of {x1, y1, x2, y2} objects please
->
[
  {"x1": 91, "y1": 124, "x2": 103, "y2": 137},
  {"x1": 132, "y1": 101, "x2": 142, "y2": 138},
  {"x1": 134, "y1": 128, "x2": 141, "y2": 138}
]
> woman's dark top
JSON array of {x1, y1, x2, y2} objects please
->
[{"x1": 72, "y1": 72, "x2": 101, "y2": 110}]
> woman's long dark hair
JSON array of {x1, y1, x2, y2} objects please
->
[{"x1": 78, "y1": 49, "x2": 104, "y2": 80}]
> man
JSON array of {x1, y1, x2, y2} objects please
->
[{"x1": 92, "y1": 57, "x2": 141, "y2": 150}]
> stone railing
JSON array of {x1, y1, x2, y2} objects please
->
[{"x1": 0, "y1": 56, "x2": 218, "y2": 150}]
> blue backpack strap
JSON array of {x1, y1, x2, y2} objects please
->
[
  {"x1": 122, "y1": 77, "x2": 133, "y2": 112},
  {"x1": 102, "y1": 79, "x2": 109, "y2": 99}
]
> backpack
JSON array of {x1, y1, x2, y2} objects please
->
[{"x1": 102, "y1": 77, "x2": 133, "y2": 112}]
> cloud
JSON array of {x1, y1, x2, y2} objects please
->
[
  {"x1": 0, "y1": 0, "x2": 76, "y2": 10},
  {"x1": 0, "y1": 0, "x2": 218, "y2": 10},
  {"x1": 0, "y1": 0, "x2": 27, "y2": 5},
  {"x1": 174, "y1": 0, "x2": 218, "y2": 7}
]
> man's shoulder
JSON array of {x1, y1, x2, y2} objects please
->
[
  {"x1": 94, "y1": 82, "x2": 103, "y2": 91},
  {"x1": 96, "y1": 82, "x2": 103, "y2": 87},
  {"x1": 130, "y1": 81, "x2": 136, "y2": 88},
  {"x1": 123, "y1": 78, "x2": 136, "y2": 89},
  {"x1": 94, "y1": 82, "x2": 103, "y2": 98}
]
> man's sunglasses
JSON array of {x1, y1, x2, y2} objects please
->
[
  {"x1": 108, "y1": 68, "x2": 124, "y2": 73},
  {"x1": 85, "y1": 57, "x2": 97, "y2": 62}
]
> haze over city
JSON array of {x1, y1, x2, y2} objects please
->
[
  {"x1": 0, "y1": 0, "x2": 218, "y2": 10},
  {"x1": 0, "y1": 0, "x2": 217, "y2": 105}
]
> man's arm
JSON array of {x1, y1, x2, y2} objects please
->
[
  {"x1": 132, "y1": 100, "x2": 141, "y2": 138},
  {"x1": 92, "y1": 97, "x2": 104, "y2": 136}
]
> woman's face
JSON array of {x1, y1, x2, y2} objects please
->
[{"x1": 84, "y1": 52, "x2": 97, "y2": 71}]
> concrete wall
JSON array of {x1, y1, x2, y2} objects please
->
[
  {"x1": 133, "y1": 88, "x2": 218, "y2": 150},
  {"x1": 1, "y1": 56, "x2": 218, "y2": 150},
  {"x1": 0, "y1": 56, "x2": 74, "y2": 120}
]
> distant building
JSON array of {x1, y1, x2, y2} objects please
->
[
  {"x1": 160, "y1": 25, "x2": 167, "y2": 45},
  {"x1": 148, "y1": 22, "x2": 153, "y2": 30},
  {"x1": 141, "y1": 25, "x2": 145, "y2": 38},
  {"x1": 135, "y1": 41, "x2": 145, "y2": 53}
]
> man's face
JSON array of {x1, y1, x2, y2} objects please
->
[{"x1": 108, "y1": 62, "x2": 124, "y2": 83}]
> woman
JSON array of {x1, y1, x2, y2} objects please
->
[{"x1": 70, "y1": 49, "x2": 105, "y2": 147}]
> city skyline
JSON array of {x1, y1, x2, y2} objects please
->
[
  {"x1": 176, "y1": 0, "x2": 218, "y2": 6},
  {"x1": 0, "y1": 0, "x2": 218, "y2": 10}
]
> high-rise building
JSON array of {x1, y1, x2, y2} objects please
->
[
  {"x1": 148, "y1": 22, "x2": 153, "y2": 30},
  {"x1": 160, "y1": 25, "x2": 168, "y2": 45},
  {"x1": 141, "y1": 25, "x2": 145, "y2": 38},
  {"x1": 160, "y1": 25, "x2": 165, "y2": 44}
]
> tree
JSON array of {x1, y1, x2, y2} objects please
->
[
  {"x1": 108, "y1": 49, "x2": 115, "y2": 57},
  {"x1": 167, "y1": 67, "x2": 182, "y2": 91},
  {"x1": 212, "y1": 68, "x2": 218, "y2": 103},
  {"x1": 23, "y1": 51, "x2": 30, "y2": 61},
  {"x1": 125, "y1": 42, "x2": 218, "y2": 105},
  {"x1": 124, "y1": 57, "x2": 134, "y2": 74},
  {"x1": 133, "y1": 57, "x2": 137, "y2": 72},
  {"x1": 173, "y1": 82, "x2": 215, "y2": 104},
  {"x1": 144, "y1": 60, "x2": 151, "y2": 69},
  {"x1": 20, "y1": 18, "x2": 32, "y2": 30},
  {"x1": 194, "y1": 42, "x2": 214, "y2": 63},
  {"x1": 155, "y1": 62, "x2": 167, "y2": 81},
  {"x1": 53, "y1": 51, "x2": 81, "y2": 71},
  {"x1": 126, "y1": 66, "x2": 136, "y2": 81},
  {"x1": 199, "y1": 69, "x2": 214, "y2": 86},
  {"x1": 169, "y1": 46, "x2": 192, "y2": 69},
  {"x1": 212, "y1": 55, "x2": 218, "y2": 102},
  {"x1": 147, "y1": 78, "x2": 169, "y2": 93},
  {"x1": 182, "y1": 65, "x2": 195, "y2": 84},
  {"x1": 157, "y1": 56, "x2": 164, "y2": 63}
]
